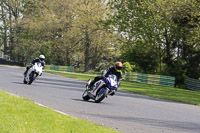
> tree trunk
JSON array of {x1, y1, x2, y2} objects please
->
[
  {"x1": 1, "y1": 3, "x2": 8, "y2": 56},
  {"x1": 9, "y1": 6, "x2": 14, "y2": 60},
  {"x1": 66, "y1": 47, "x2": 71, "y2": 66},
  {"x1": 164, "y1": 28, "x2": 172, "y2": 67},
  {"x1": 159, "y1": 43, "x2": 162, "y2": 73},
  {"x1": 84, "y1": 26, "x2": 90, "y2": 72}
]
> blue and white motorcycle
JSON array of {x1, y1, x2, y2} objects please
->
[{"x1": 82, "y1": 74, "x2": 118, "y2": 103}]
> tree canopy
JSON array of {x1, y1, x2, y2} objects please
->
[
  {"x1": 106, "y1": 0, "x2": 200, "y2": 84},
  {"x1": 0, "y1": 0, "x2": 199, "y2": 84},
  {"x1": 0, "y1": 0, "x2": 121, "y2": 72}
]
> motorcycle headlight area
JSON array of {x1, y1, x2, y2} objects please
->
[{"x1": 107, "y1": 78, "x2": 118, "y2": 90}]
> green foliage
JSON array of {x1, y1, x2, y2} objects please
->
[
  {"x1": 1, "y1": 0, "x2": 121, "y2": 72},
  {"x1": 121, "y1": 41, "x2": 160, "y2": 73},
  {"x1": 1, "y1": 0, "x2": 200, "y2": 84},
  {"x1": 107, "y1": 0, "x2": 200, "y2": 84},
  {"x1": 122, "y1": 62, "x2": 132, "y2": 72}
]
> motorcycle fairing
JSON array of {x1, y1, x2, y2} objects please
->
[
  {"x1": 24, "y1": 62, "x2": 43, "y2": 83},
  {"x1": 99, "y1": 87, "x2": 105, "y2": 94},
  {"x1": 92, "y1": 80, "x2": 105, "y2": 96},
  {"x1": 106, "y1": 75, "x2": 118, "y2": 90}
]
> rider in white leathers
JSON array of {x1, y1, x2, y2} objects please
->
[{"x1": 24, "y1": 55, "x2": 45, "y2": 76}]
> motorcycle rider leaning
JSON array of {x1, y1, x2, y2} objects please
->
[
  {"x1": 88, "y1": 62, "x2": 123, "y2": 96},
  {"x1": 24, "y1": 55, "x2": 45, "y2": 77}
]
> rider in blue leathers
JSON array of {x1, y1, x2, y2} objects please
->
[{"x1": 88, "y1": 62, "x2": 123, "y2": 95}]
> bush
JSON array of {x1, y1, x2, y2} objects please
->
[{"x1": 122, "y1": 62, "x2": 132, "y2": 72}]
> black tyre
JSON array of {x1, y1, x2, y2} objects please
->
[
  {"x1": 28, "y1": 72, "x2": 35, "y2": 85},
  {"x1": 82, "y1": 90, "x2": 90, "y2": 101},
  {"x1": 95, "y1": 88, "x2": 108, "y2": 103}
]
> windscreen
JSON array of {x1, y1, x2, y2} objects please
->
[{"x1": 110, "y1": 75, "x2": 117, "y2": 82}]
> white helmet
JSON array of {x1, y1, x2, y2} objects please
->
[{"x1": 39, "y1": 55, "x2": 45, "y2": 61}]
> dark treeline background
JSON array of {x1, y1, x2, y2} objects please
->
[{"x1": 0, "y1": 0, "x2": 200, "y2": 86}]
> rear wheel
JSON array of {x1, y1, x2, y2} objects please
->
[
  {"x1": 95, "y1": 88, "x2": 108, "y2": 103},
  {"x1": 82, "y1": 90, "x2": 90, "y2": 101}
]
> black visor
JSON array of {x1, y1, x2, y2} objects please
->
[
  {"x1": 116, "y1": 66, "x2": 122, "y2": 70},
  {"x1": 39, "y1": 58, "x2": 44, "y2": 61}
]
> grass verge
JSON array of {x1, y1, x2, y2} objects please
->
[
  {"x1": 0, "y1": 90, "x2": 120, "y2": 133},
  {"x1": 46, "y1": 70, "x2": 200, "y2": 106}
]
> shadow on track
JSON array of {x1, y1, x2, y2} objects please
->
[
  {"x1": 71, "y1": 98, "x2": 110, "y2": 104},
  {"x1": 12, "y1": 82, "x2": 25, "y2": 85}
]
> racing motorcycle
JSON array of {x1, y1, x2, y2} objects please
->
[
  {"x1": 23, "y1": 62, "x2": 43, "y2": 85},
  {"x1": 82, "y1": 74, "x2": 118, "y2": 103}
]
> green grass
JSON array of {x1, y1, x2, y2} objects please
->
[
  {"x1": 0, "y1": 90, "x2": 120, "y2": 133},
  {"x1": 46, "y1": 70, "x2": 200, "y2": 106},
  {"x1": 46, "y1": 70, "x2": 97, "y2": 81},
  {"x1": 121, "y1": 81, "x2": 200, "y2": 106}
]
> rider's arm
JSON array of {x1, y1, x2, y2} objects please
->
[
  {"x1": 118, "y1": 79, "x2": 122, "y2": 87},
  {"x1": 102, "y1": 69, "x2": 107, "y2": 77},
  {"x1": 103, "y1": 67, "x2": 112, "y2": 77},
  {"x1": 117, "y1": 72, "x2": 123, "y2": 87},
  {"x1": 42, "y1": 62, "x2": 45, "y2": 69},
  {"x1": 31, "y1": 58, "x2": 37, "y2": 65}
]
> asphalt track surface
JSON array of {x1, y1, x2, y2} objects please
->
[{"x1": 1, "y1": 66, "x2": 200, "y2": 133}]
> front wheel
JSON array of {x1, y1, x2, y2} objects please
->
[
  {"x1": 95, "y1": 88, "x2": 108, "y2": 103},
  {"x1": 82, "y1": 90, "x2": 90, "y2": 101},
  {"x1": 28, "y1": 72, "x2": 37, "y2": 85}
]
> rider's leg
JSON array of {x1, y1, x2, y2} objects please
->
[
  {"x1": 24, "y1": 66, "x2": 30, "y2": 76},
  {"x1": 88, "y1": 76, "x2": 103, "y2": 88}
]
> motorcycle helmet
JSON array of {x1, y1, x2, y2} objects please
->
[
  {"x1": 39, "y1": 55, "x2": 45, "y2": 61},
  {"x1": 114, "y1": 62, "x2": 122, "y2": 72}
]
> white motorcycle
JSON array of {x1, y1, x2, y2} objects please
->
[{"x1": 23, "y1": 62, "x2": 43, "y2": 85}]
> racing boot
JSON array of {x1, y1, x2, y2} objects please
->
[
  {"x1": 23, "y1": 66, "x2": 30, "y2": 77},
  {"x1": 86, "y1": 79, "x2": 91, "y2": 89},
  {"x1": 88, "y1": 80, "x2": 95, "y2": 90},
  {"x1": 109, "y1": 90, "x2": 116, "y2": 96},
  {"x1": 23, "y1": 70, "x2": 28, "y2": 77}
]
